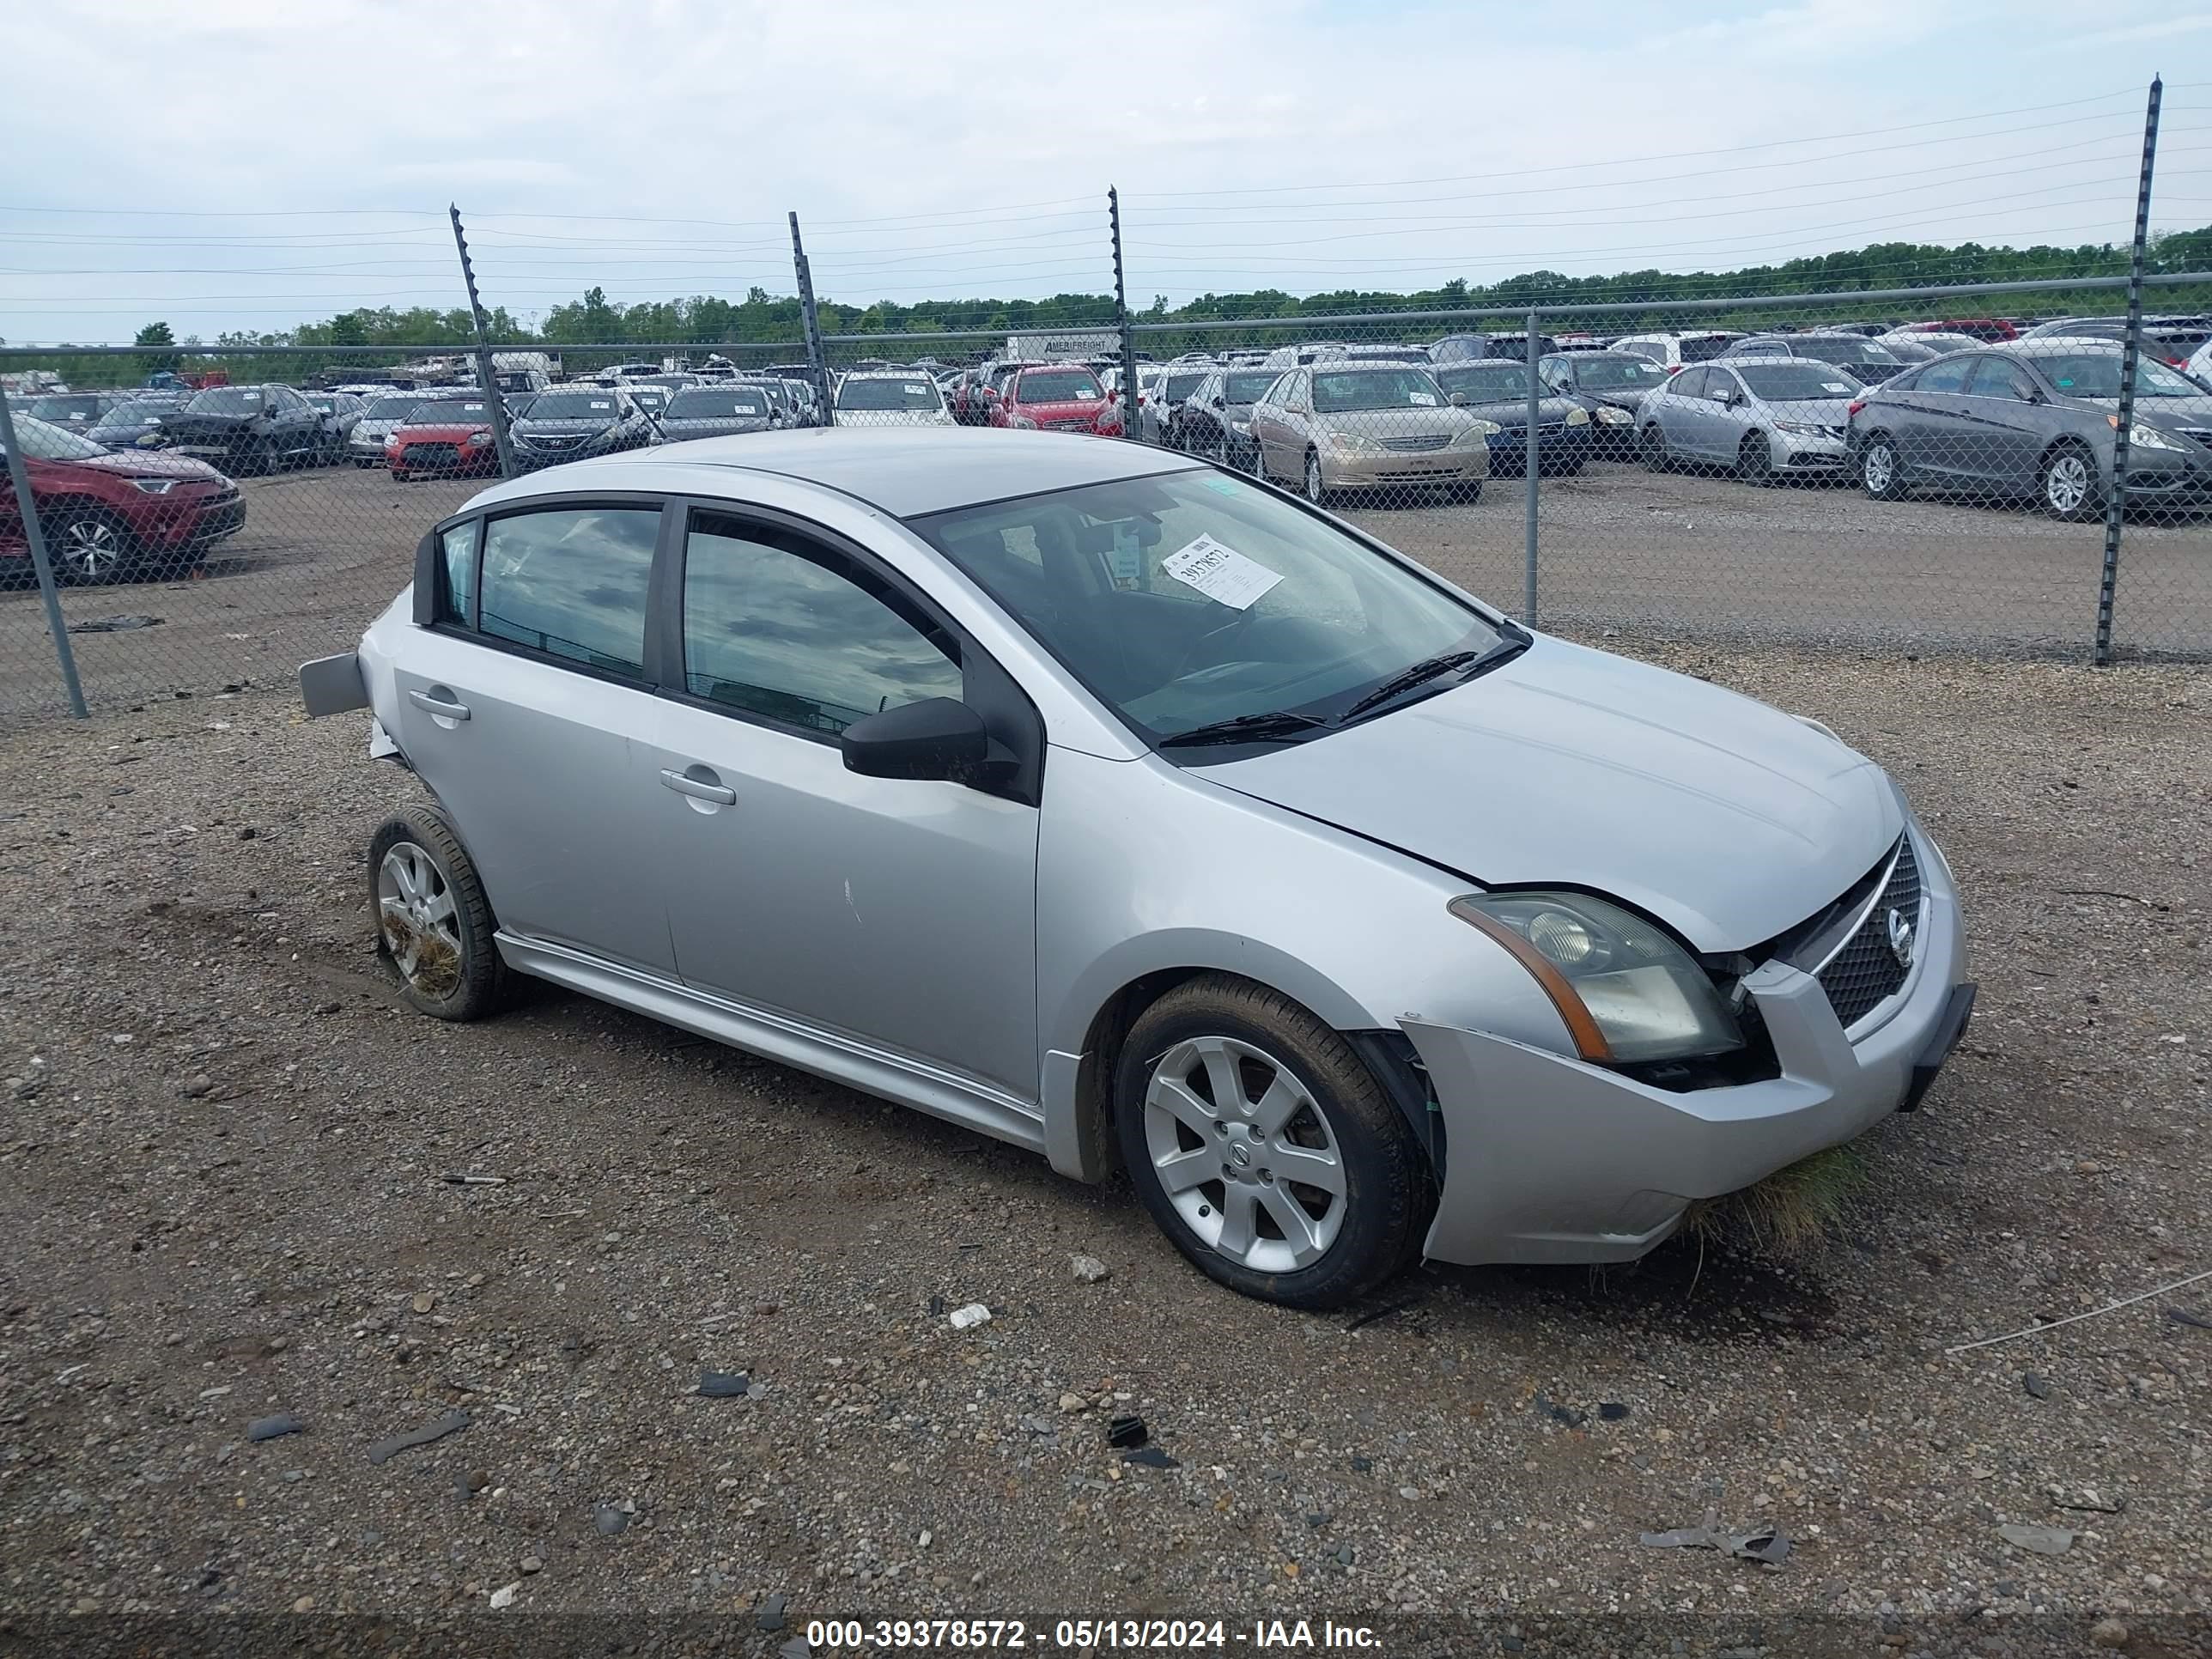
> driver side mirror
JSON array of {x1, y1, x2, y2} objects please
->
[
  {"x1": 1711, "y1": 385, "x2": 1737, "y2": 405},
  {"x1": 841, "y1": 698, "x2": 989, "y2": 782}
]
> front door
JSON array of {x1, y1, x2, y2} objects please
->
[
  {"x1": 1959, "y1": 355, "x2": 2048, "y2": 492},
  {"x1": 645, "y1": 507, "x2": 1042, "y2": 1099}
]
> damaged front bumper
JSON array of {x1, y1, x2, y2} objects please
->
[{"x1": 1403, "y1": 855, "x2": 1972, "y2": 1267}]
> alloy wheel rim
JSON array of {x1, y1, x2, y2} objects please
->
[
  {"x1": 376, "y1": 842, "x2": 463, "y2": 996},
  {"x1": 63, "y1": 520, "x2": 119, "y2": 578},
  {"x1": 2047, "y1": 454, "x2": 2087, "y2": 512},
  {"x1": 1305, "y1": 454, "x2": 1324, "y2": 501},
  {"x1": 1864, "y1": 444, "x2": 1893, "y2": 492},
  {"x1": 1142, "y1": 1035, "x2": 1346, "y2": 1273}
]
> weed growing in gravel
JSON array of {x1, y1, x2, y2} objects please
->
[{"x1": 1685, "y1": 1144, "x2": 1870, "y2": 1259}]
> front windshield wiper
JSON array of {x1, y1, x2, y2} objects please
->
[
  {"x1": 1157, "y1": 710, "x2": 1331, "y2": 749},
  {"x1": 1338, "y1": 631, "x2": 1531, "y2": 724}
]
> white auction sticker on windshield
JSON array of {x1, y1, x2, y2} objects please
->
[
  {"x1": 1820, "y1": 382, "x2": 1850, "y2": 394},
  {"x1": 903, "y1": 383, "x2": 927, "y2": 396},
  {"x1": 1408, "y1": 391, "x2": 1437, "y2": 406},
  {"x1": 1162, "y1": 533, "x2": 1282, "y2": 610}
]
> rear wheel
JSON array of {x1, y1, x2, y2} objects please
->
[
  {"x1": 1737, "y1": 431, "x2": 1776, "y2": 486},
  {"x1": 1860, "y1": 434, "x2": 1906, "y2": 501},
  {"x1": 2039, "y1": 441, "x2": 2100, "y2": 521},
  {"x1": 1116, "y1": 975, "x2": 1432, "y2": 1309},
  {"x1": 49, "y1": 507, "x2": 137, "y2": 585},
  {"x1": 368, "y1": 809, "x2": 513, "y2": 1021}
]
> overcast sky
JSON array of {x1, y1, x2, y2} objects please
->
[{"x1": 3, "y1": 0, "x2": 2208, "y2": 343}]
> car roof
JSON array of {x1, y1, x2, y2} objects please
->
[{"x1": 478, "y1": 428, "x2": 1203, "y2": 520}]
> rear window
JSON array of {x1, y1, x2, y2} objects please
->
[{"x1": 1679, "y1": 335, "x2": 1736, "y2": 362}]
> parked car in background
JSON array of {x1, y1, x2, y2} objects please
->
[
  {"x1": 386, "y1": 397, "x2": 503, "y2": 481},
  {"x1": 1431, "y1": 332, "x2": 1559, "y2": 366},
  {"x1": 1430, "y1": 360, "x2": 1593, "y2": 476},
  {"x1": 614, "y1": 383, "x2": 675, "y2": 423},
  {"x1": 1875, "y1": 332, "x2": 1984, "y2": 365},
  {"x1": 153, "y1": 383, "x2": 333, "y2": 475},
  {"x1": 1638, "y1": 361, "x2": 1858, "y2": 483},
  {"x1": 2186, "y1": 337, "x2": 2212, "y2": 391},
  {"x1": 82, "y1": 398, "x2": 176, "y2": 453},
  {"x1": 834, "y1": 370, "x2": 957, "y2": 427},
  {"x1": 1537, "y1": 351, "x2": 1669, "y2": 455},
  {"x1": 1175, "y1": 368, "x2": 1286, "y2": 469},
  {"x1": 1261, "y1": 343, "x2": 1354, "y2": 369},
  {"x1": 1891, "y1": 318, "x2": 2017, "y2": 343},
  {"x1": 1250, "y1": 364, "x2": 1494, "y2": 502},
  {"x1": 305, "y1": 391, "x2": 368, "y2": 460},
  {"x1": 987, "y1": 364, "x2": 1122, "y2": 437},
  {"x1": 349, "y1": 393, "x2": 436, "y2": 468},
  {"x1": 509, "y1": 386, "x2": 660, "y2": 469},
  {"x1": 2, "y1": 413, "x2": 245, "y2": 584},
  {"x1": 2016, "y1": 315, "x2": 2212, "y2": 370},
  {"x1": 1849, "y1": 342, "x2": 2212, "y2": 521},
  {"x1": 658, "y1": 384, "x2": 781, "y2": 442},
  {"x1": 25, "y1": 392, "x2": 132, "y2": 432},
  {"x1": 1135, "y1": 363, "x2": 1215, "y2": 446},
  {"x1": 1723, "y1": 333, "x2": 1907, "y2": 387},
  {"x1": 1610, "y1": 331, "x2": 1744, "y2": 373}
]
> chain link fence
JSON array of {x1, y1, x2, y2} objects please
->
[{"x1": 5, "y1": 264, "x2": 2209, "y2": 723}]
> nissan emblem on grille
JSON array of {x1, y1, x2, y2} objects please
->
[{"x1": 1887, "y1": 906, "x2": 1916, "y2": 969}]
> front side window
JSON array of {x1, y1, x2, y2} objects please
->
[
  {"x1": 438, "y1": 522, "x2": 477, "y2": 626},
  {"x1": 1672, "y1": 368, "x2": 1711, "y2": 398},
  {"x1": 913, "y1": 470, "x2": 1506, "y2": 746},
  {"x1": 1966, "y1": 357, "x2": 2039, "y2": 402},
  {"x1": 681, "y1": 516, "x2": 962, "y2": 734},
  {"x1": 477, "y1": 507, "x2": 659, "y2": 678}
]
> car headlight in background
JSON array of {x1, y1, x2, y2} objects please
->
[
  {"x1": 1595, "y1": 406, "x2": 1633, "y2": 424},
  {"x1": 1565, "y1": 406, "x2": 1590, "y2": 426},
  {"x1": 1328, "y1": 429, "x2": 1382, "y2": 453},
  {"x1": 1449, "y1": 890, "x2": 1744, "y2": 1064},
  {"x1": 465, "y1": 432, "x2": 493, "y2": 447},
  {"x1": 1450, "y1": 419, "x2": 1502, "y2": 447},
  {"x1": 2110, "y1": 416, "x2": 2185, "y2": 452},
  {"x1": 128, "y1": 477, "x2": 179, "y2": 495}
]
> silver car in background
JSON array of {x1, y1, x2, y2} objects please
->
[
  {"x1": 349, "y1": 392, "x2": 435, "y2": 467},
  {"x1": 301, "y1": 429, "x2": 1973, "y2": 1310},
  {"x1": 1249, "y1": 364, "x2": 1496, "y2": 502},
  {"x1": 833, "y1": 369, "x2": 957, "y2": 427},
  {"x1": 1638, "y1": 360, "x2": 1859, "y2": 483}
]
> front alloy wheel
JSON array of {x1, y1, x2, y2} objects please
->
[
  {"x1": 2040, "y1": 445, "x2": 2098, "y2": 521},
  {"x1": 52, "y1": 509, "x2": 132, "y2": 584},
  {"x1": 1304, "y1": 449, "x2": 1328, "y2": 504}
]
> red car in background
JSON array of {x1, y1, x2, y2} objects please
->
[
  {"x1": 986, "y1": 364, "x2": 1123, "y2": 437},
  {"x1": 2, "y1": 414, "x2": 245, "y2": 584},
  {"x1": 387, "y1": 397, "x2": 502, "y2": 480}
]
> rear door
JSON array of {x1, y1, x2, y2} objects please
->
[
  {"x1": 391, "y1": 499, "x2": 679, "y2": 974},
  {"x1": 1658, "y1": 368, "x2": 1711, "y2": 456},
  {"x1": 1891, "y1": 354, "x2": 1982, "y2": 482}
]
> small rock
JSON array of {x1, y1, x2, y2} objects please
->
[
  {"x1": 947, "y1": 1303, "x2": 991, "y2": 1331},
  {"x1": 1018, "y1": 1414, "x2": 1057, "y2": 1437},
  {"x1": 780, "y1": 1638, "x2": 812, "y2": 1659},
  {"x1": 594, "y1": 1504, "x2": 629, "y2": 1536},
  {"x1": 410, "y1": 1292, "x2": 436, "y2": 1315},
  {"x1": 1350, "y1": 1455, "x2": 1372, "y2": 1473},
  {"x1": 489, "y1": 1581, "x2": 522, "y2": 1610},
  {"x1": 292, "y1": 1596, "x2": 313, "y2": 1614},
  {"x1": 238, "y1": 826, "x2": 258, "y2": 841},
  {"x1": 2051, "y1": 1486, "x2": 2125, "y2": 1514},
  {"x1": 246, "y1": 1413, "x2": 304, "y2": 1443},
  {"x1": 366, "y1": 1409, "x2": 469, "y2": 1464},
  {"x1": 2023, "y1": 1373, "x2": 2053, "y2": 1400},
  {"x1": 180, "y1": 1075, "x2": 213, "y2": 1099},
  {"x1": 1599, "y1": 1402, "x2": 1630, "y2": 1421},
  {"x1": 699, "y1": 1370, "x2": 750, "y2": 1398},
  {"x1": 1059, "y1": 1392, "x2": 1087, "y2": 1413},
  {"x1": 520, "y1": 1556, "x2": 544, "y2": 1575},
  {"x1": 1998, "y1": 1522, "x2": 2074, "y2": 1555},
  {"x1": 312, "y1": 1000, "x2": 341, "y2": 1016},
  {"x1": 1399, "y1": 1486, "x2": 1422, "y2": 1500},
  {"x1": 757, "y1": 1592, "x2": 789, "y2": 1632},
  {"x1": 1305, "y1": 1511, "x2": 1331, "y2": 1528},
  {"x1": 1335, "y1": 1544, "x2": 1355, "y2": 1566},
  {"x1": 1070, "y1": 1255, "x2": 1110, "y2": 1283},
  {"x1": 2090, "y1": 1618, "x2": 2130, "y2": 1649}
]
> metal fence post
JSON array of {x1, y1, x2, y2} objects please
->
[
  {"x1": 1523, "y1": 309, "x2": 1540, "y2": 626},
  {"x1": 2094, "y1": 75, "x2": 2162, "y2": 667},
  {"x1": 0, "y1": 382, "x2": 89, "y2": 718},
  {"x1": 449, "y1": 206, "x2": 515, "y2": 478},
  {"x1": 1110, "y1": 187, "x2": 1142, "y2": 443},
  {"x1": 789, "y1": 213, "x2": 833, "y2": 425}
]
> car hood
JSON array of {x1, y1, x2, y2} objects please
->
[
  {"x1": 659, "y1": 416, "x2": 773, "y2": 435},
  {"x1": 52, "y1": 449, "x2": 227, "y2": 483},
  {"x1": 1456, "y1": 396, "x2": 1583, "y2": 430},
  {"x1": 513, "y1": 420, "x2": 619, "y2": 438},
  {"x1": 2073, "y1": 394, "x2": 2212, "y2": 426},
  {"x1": 1579, "y1": 386, "x2": 1656, "y2": 410},
  {"x1": 1201, "y1": 635, "x2": 1900, "y2": 951},
  {"x1": 1014, "y1": 398, "x2": 1109, "y2": 420},
  {"x1": 157, "y1": 411, "x2": 262, "y2": 435},
  {"x1": 393, "y1": 422, "x2": 491, "y2": 441},
  {"x1": 1752, "y1": 396, "x2": 1856, "y2": 422}
]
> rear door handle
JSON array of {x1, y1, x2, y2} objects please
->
[
  {"x1": 407, "y1": 687, "x2": 471, "y2": 721},
  {"x1": 660, "y1": 768, "x2": 737, "y2": 805}
]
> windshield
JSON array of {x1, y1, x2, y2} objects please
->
[
  {"x1": 1435, "y1": 363, "x2": 1532, "y2": 401},
  {"x1": 1224, "y1": 372, "x2": 1279, "y2": 404},
  {"x1": 363, "y1": 395, "x2": 423, "y2": 419},
  {"x1": 1015, "y1": 369, "x2": 1103, "y2": 403},
  {"x1": 912, "y1": 471, "x2": 1502, "y2": 746},
  {"x1": 306, "y1": 394, "x2": 338, "y2": 412},
  {"x1": 667, "y1": 389, "x2": 770, "y2": 418},
  {"x1": 1790, "y1": 337, "x2": 1899, "y2": 366},
  {"x1": 94, "y1": 399, "x2": 169, "y2": 427},
  {"x1": 1570, "y1": 356, "x2": 1667, "y2": 389},
  {"x1": 27, "y1": 395, "x2": 106, "y2": 422},
  {"x1": 1738, "y1": 363, "x2": 1859, "y2": 400},
  {"x1": 837, "y1": 377, "x2": 944, "y2": 410},
  {"x1": 183, "y1": 387, "x2": 268, "y2": 415},
  {"x1": 526, "y1": 391, "x2": 622, "y2": 421},
  {"x1": 4, "y1": 415, "x2": 110, "y2": 461},
  {"x1": 1311, "y1": 368, "x2": 1448, "y2": 413},
  {"x1": 2029, "y1": 351, "x2": 2200, "y2": 398},
  {"x1": 1161, "y1": 372, "x2": 1208, "y2": 403},
  {"x1": 404, "y1": 400, "x2": 489, "y2": 423}
]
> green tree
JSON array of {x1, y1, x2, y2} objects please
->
[{"x1": 134, "y1": 319, "x2": 179, "y2": 376}]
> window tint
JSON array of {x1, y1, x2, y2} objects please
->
[
  {"x1": 1966, "y1": 357, "x2": 2039, "y2": 402},
  {"x1": 680, "y1": 517, "x2": 962, "y2": 735},
  {"x1": 438, "y1": 522, "x2": 477, "y2": 626},
  {"x1": 1673, "y1": 368, "x2": 1710, "y2": 398},
  {"x1": 478, "y1": 507, "x2": 659, "y2": 677},
  {"x1": 1915, "y1": 356, "x2": 1978, "y2": 394}
]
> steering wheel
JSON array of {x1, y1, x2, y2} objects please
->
[{"x1": 1169, "y1": 606, "x2": 1262, "y2": 683}]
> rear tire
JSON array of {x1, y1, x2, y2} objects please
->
[
  {"x1": 369, "y1": 808, "x2": 514, "y2": 1021},
  {"x1": 1860, "y1": 434, "x2": 1906, "y2": 501},
  {"x1": 1115, "y1": 974, "x2": 1433, "y2": 1310}
]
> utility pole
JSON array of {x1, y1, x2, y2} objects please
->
[
  {"x1": 0, "y1": 383, "x2": 88, "y2": 717},
  {"x1": 790, "y1": 213, "x2": 833, "y2": 425},
  {"x1": 1110, "y1": 188, "x2": 1142, "y2": 442},
  {"x1": 2093, "y1": 74, "x2": 2161, "y2": 666},
  {"x1": 449, "y1": 205, "x2": 515, "y2": 477}
]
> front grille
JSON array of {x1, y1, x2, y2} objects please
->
[
  {"x1": 406, "y1": 443, "x2": 461, "y2": 468},
  {"x1": 1042, "y1": 418, "x2": 1093, "y2": 431},
  {"x1": 1817, "y1": 837, "x2": 1923, "y2": 1030},
  {"x1": 2176, "y1": 428, "x2": 2212, "y2": 447},
  {"x1": 526, "y1": 434, "x2": 586, "y2": 452},
  {"x1": 1380, "y1": 434, "x2": 1449, "y2": 452}
]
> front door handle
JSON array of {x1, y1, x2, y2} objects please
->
[
  {"x1": 408, "y1": 687, "x2": 471, "y2": 721},
  {"x1": 660, "y1": 767, "x2": 737, "y2": 805}
]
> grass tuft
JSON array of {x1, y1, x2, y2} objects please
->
[{"x1": 1684, "y1": 1143, "x2": 1871, "y2": 1259}]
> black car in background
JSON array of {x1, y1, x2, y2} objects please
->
[
  {"x1": 507, "y1": 386, "x2": 660, "y2": 470},
  {"x1": 1722, "y1": 333, "x2": 1909, "y2": 387},
  {"x1": 1171, "y1": 367, "x2": 1285, "y2": 468},
  {"x1": 657, "y1": 384, "x2": 781, "y2": 441},
  {"x1": 82, "y1": 398, "x2": 177, "y2": 452},
  {"x1": 1537, "y1": 351, "x2": 1671, "y2": 454},
  {"x1": 1850, "y1": 343, "x2": 2212, "y2": 521},
  {"x1": 303, "y1": 391, "x2": 368, "y2": 459},
  {"x1": 1431, "y1": 331, "x2": 1560, "y2": 365},
  {"x1": 151, "y1": 384, "x2": 332, "y2": 473},
  {"x1": 1431, "y1": 359, "x2": 1594, "y2": 475}
]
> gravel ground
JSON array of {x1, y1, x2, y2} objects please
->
[
  {"x1": 1, "y1": 640, "x2": 2208, "y2": 1656},
  {"x1": 4, "y1": 455, "x2": 2208, "y2": 722}
]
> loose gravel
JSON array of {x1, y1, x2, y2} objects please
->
[{"x1": 0, "y1": 638, "x2": 2206, "y2": 1655}]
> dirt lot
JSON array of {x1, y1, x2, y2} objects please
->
[
  {"x1": 1, "y1": 635, "x2": 2207, "y2": 1654},
  {"x1": 4, "y1": 455, "x2": 2209, "y2": 723}
]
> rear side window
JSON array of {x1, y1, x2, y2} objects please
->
[
  {"x1": 478, "y1": 507, "x2": 659, "y2": 678},
  {"x1": 680, "y1": 514, "x2": 962, "y2": 735}
]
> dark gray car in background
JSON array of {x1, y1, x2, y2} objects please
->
[
  {"x1": 1174, "y1": 367, "x2": 1288, "y2": 470},
  {"x1": 1723, "y1": 333, "x2": 1908, "y2": 388},
  {"x1": 1537, "y1": 351, "x2": 1670, "y2": 455},
  {"x1": 1849, "y1": 342, "x2": 2212, "y2": 520},
  {"x1": 508, "y1": 386, "x2": 660, "y2": 471},
  {"x1": 658, "y1": 383, "x2": 781, "y2": 441},
  {"x1": 1431, "y1": 360, "x2": 1594, "y2": 476}
]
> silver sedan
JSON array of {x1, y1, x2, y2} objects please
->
[{"x1": 302, "y1": 429, "x2": 1973, "y2": 1309}]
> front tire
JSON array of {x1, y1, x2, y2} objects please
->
[
  {"x1": 1115, "y1": 975, "x2": 1433, "y2": 1309},
  {"x1": 1737, "y1": 432, "x2": 1776, "y2": 487},
  {"x1": 2039, "y1": 441, "x2": 2100, "y2": 522},
  {"x1": 49, "y1": 507, "x2": 137, "y2": 585},
  {"x1": 368, "y1": 809, "x2": 513, "y2": 1021},
  {"x1": 1303, "y1": 448, "x2": 1328, "y2": 505},
  {"x1": 1640, "y1": 423, "x2": 1669, "y2": 471}
]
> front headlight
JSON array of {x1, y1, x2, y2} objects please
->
[
  {"x1": 1449, "y1": 419, "x2": 1502, "y2": 447},
  {"x1": 465, "y1": 432, "x2": 492, "y2": 447},
  {"x1": 1565, "y1": 406, "x2": 1589, "y2": 426},
  {"x1": 1595, "y1": 405, "x2": 1633, "y2": 424},
  {"x1": 1328, "y1": 429, "x2": 1381, "y2": 453},
  {"x1": 1449, "y1": 890, "x2": 1744, "y2": 1064},
  {"x1": 129, "y1": 477, "x2": 179, "y2": 495},
  {"x1": 2113, "y1": 417, "x2": 2185, "y2": 452}
]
